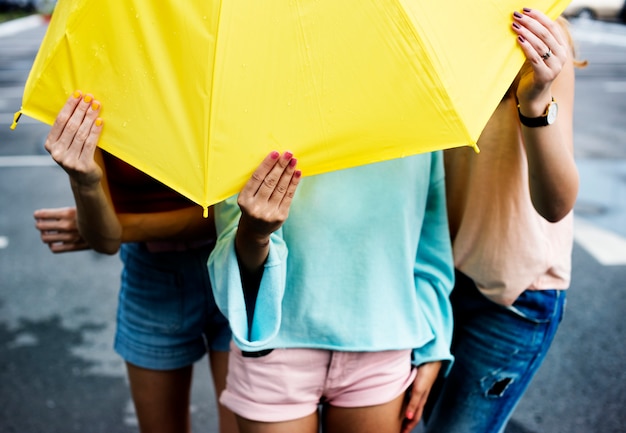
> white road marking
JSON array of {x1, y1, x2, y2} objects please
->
[
  {"x1": 0, "y1": 15, "x2": 44, "y2": 38},
  {"x1": 574, "y1": 217, "x2": 626, "y2": 266},
  {"x1": 0, "y1": 155, "x2": 55, "y2": 167}
]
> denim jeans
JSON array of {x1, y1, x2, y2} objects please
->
[{"x1": 423, "y1": 270, "x2": 566, "y2": 433}]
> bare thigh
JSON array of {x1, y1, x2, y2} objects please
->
[
  {"x1": 323, "y1": 392, "x2": 406, "y2": 433},
  {"x1": 209, "y1": 350, "x2": 239, "y2": 433},
  {"x1": 236, "y1": 411, "x2": 318, "y2": 433},
  {"x1": 126, "y1": 362, "x2": 193, "y2": 433}
]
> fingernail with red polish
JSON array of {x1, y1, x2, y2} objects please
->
[
  {"x1": 283, "y1": 151, "x2": 293, "y2": 160},
  {"x1": 270, "y1": 151, "x2": 280, "y2": 159},
  {"x1": 289, "y1": 158, "x2": 297, "y2": 167},
  {"x1": 294, "y1": 170, "x2": 302, "y2": 178}
]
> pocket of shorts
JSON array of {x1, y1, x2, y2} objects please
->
[
  {"x1": 120, "y1": 253, "x2": 184, "y2": 334},
  {"x1": 508, "y1": 289, "x2": 561, "y2": 324}
]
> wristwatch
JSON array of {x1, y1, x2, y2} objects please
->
[{"x1": 517, "y1": 98, "x2": 558, "y2": 127}]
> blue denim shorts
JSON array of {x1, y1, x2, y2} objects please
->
[{"x1": 114, "y1": 242, "x2": 231, "y2": 370}]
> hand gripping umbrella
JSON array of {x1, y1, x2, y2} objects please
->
[{"x1": 13, "y1": 0, "x2": 571, "y2": 216}]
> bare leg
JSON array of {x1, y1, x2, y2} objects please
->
[
  {"x1": 209, "y1": 350, "x2": 239, "y2": 433},
  {"x1": 236, "y1": 412, "x2": 318, "y2": 433},
  {"x1": 126, "y1": 362, "x2": 193, "y2": 433},
  {"x1": 323, "y1": 392, "x2": 406, "y2": 433}
]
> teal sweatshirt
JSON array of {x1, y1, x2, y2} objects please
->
[{"x1": 209, "y1": 152, "x2": 455, "y2": 368}]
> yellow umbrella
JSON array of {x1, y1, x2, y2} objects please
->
[{"x1": 13, "y1": 0, "x2": 571, "y2": 215}]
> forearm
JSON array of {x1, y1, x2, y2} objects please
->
[
  {"x1": 522, "y1": 123, "x2": 578, "y2": 222},
  {"x1": 70, "y1": 180, "x2": 122, "y2": 254},
  {"x1": 235, "y1": 217, "x2": 270, "y2": 275},
  {"x1": 520, "y1": 58, "x2": 579, "y2": 222}
]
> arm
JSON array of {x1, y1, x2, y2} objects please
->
[
  {"x1": 403, "y1": 152, "x2": 455, "y2": 432},
  {"x1": 44, "y1": 92, "x2": 122, "y2": 254},
  {"x1": 234, "y1": 151, "x2": 300, "y2": 274},
  {"x1": 43, "y1": 92, "x2": 216, "y2": 254},
  {"x1": 512, "y1": 11, "x2": 579, "y2": 222},
  {"x1": 208, "y1": 151, "x2": 301, "y2": 349},
  {"x1": 34, "y1": 204, "x2": 217, "y2": 253}
]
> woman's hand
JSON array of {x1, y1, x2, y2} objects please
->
[
  {"x1": 512, "y1": 8, "x2": 569, "y2": 115},
  {"x1": 235, "y1": 151, "x2": 301, "y2": 272},
  {"x1": 33, "y1": 207, "x2": 90, "y2": 253},
  {"x1": 44, "y1": 91, "x2": 104, "y2": 189},
  {"x1": 401, "y1": 361, "x2": 442, "y2": 433}
]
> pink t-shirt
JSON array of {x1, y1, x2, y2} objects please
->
[{"x1": 444, "y1": 96, "x2": 573, "y2": 306}]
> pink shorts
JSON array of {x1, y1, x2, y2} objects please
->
[{"x1": 220, "y1": 342, "x2": 417, "y2": 422}]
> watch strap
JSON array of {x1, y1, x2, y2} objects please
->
[{"x1": 517, "y1": 97, "x2": 555, "y2": 128}]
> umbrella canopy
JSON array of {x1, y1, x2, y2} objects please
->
[{"x1": 14, "y1": 0, "x2": 571, "y2": 214}]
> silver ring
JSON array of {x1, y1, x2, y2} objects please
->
[{"x1": 541, "y1": 49, "x2": 552, "y2": 60}]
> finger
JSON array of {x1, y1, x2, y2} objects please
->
[
  {"x1": 278, "y1": 169, "x2": 302, "y2": 211},
  {"x1": 240, "y1": 151, "x2": 281, "y2": 199},
  {"x1": 65, "y1": 95, "x2": 102, "y2": 163},
  {"x1": 401, "y1": 415, "x2": 420, "y2": 433},
  {"x1": 79, "y1": 110, "x2": 103, "y2": 162},
  {"x1": 40, "y1": 230, "x2": 82, "y2": 243},
  {"x1": 268, "y1": 157, "x2": 298, "y2": 205},
  {"x1": 53, "y1": 94, "x2": 97, "y2": 161},
  {"x1": 48, "y1": 240, "x2": 90, "y2": 253},
  {"x1": 523, "y1": 8, "x2": 568, "y2": 47},
  {"x1": 34, "y1": 207, "x2": 76, "y2": 221},
  {"x1": 255, "y1": 151, "x2": 294, "y2": 201},
  {"x1": 512, "y1": 10, "x2": 563, "y2": 63},
  {"x1": 404, "y1": 388, "x2": 423, "y2": 424},
  {"x1": 34, "y1": 208, "x2": 60, "y2": 220},
  {"x1": 35, "y1": 217, "x2": 77, "y2": 232},
  {"x1": 46, "y1": 91, "x2": 83, "y2": 146}
]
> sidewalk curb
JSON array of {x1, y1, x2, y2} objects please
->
[{"x1": 0, "y1": 14, "x2": 45, "y2": 38}]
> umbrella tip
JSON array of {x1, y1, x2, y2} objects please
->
[
  {"x1": 471, "y1": 142, "x2": 480, "y2": 154},
  {"x1": 10, "y1": 110, "x2": 22, "y2": 130},
  {"x1": 203, "y1": 207, "x2": 209, "y2": 219}
]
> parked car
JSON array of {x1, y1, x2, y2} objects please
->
[
  {"x1": 0, "y1": 0, "x2": 53, "y2": 13},
  {"x1": 563, "y1": 0, "x2": 626, "y2": 21}
]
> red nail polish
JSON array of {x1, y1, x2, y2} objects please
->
[
  {"x1": 289, "y1": 158, "x2": 297, "y2": 167},
  {"x1": 283, "y1": 151, "x2": 293, "y2": 159},
  {"x1": 270, "y1": 151, "x2": 280, "y2": 159},
  {"x1": 294, "y1": 170, "x2": 302, "y2": 178}
]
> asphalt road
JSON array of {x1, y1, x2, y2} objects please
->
[{"x1": 1, "y1": 15, "x2": 625, "y2": 433}]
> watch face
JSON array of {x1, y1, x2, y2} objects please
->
[{"x1": 547, "y1": 102, "x2": 558, "y2": 125}]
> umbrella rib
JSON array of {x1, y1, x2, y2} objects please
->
[{"x1": 204, "y1": 0, "x2": 226, "y2": 213}]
